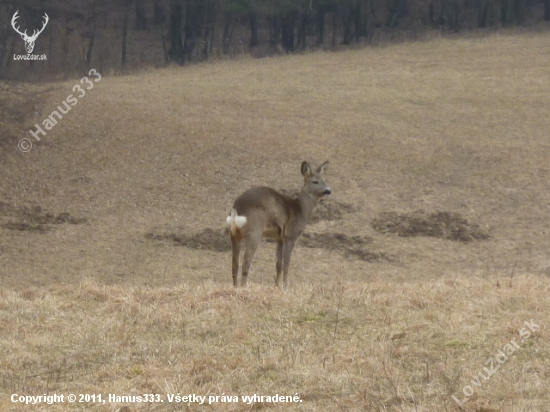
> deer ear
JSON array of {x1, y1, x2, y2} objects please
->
[
  {"x1": 317, "y1": 161, "x2": 329, "y2": 174},
  {"x1": 301, "y1": 161, "x2": 312, "y2": 177}
]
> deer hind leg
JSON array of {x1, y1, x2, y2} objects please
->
[
  {"x1": 241, "y1": 231, "x2": 261, "y2": 286},
  {"x1": 230, "y1": 233, "x2": 242, "y2": 287},
  {"x1": 275, "y1": 240, "x2": 283, "y2": 287}
]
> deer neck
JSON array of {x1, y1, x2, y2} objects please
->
[{"x1": 298, "y1": 190, "x2": 319, "y2": 223}]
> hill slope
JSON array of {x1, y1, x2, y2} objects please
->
[{"x1": 1, "y1": 32, "x2": 549, "y2": 410}]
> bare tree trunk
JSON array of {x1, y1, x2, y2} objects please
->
[
  {"x1": 342, "y1": 6, "x2": 354, "y2": 44},
  {"x1": 387, "y1": 0, "x2": 408, "y2": 27},
  {"x1": 479, "y1": 0, "x2": 498, "y2": 27},
  {"x1": 202, "y1": 2, "x2": 216, "y2": 59},
  {"x1": 249, "y1": 12, "x2": 259, "y2": 47},
  {"x1": 0, "y1": 37, "x2": 14, "y2": 77},
  {"x1": 355, "y1": 1, "x2": 363, "y2": 41},
  {"x1": 209, "y1": 3, "x2": 217, "y2": 57},
  {"x1": 0, "y1": 0, "x2": 17, "y2": 78},
  {"x1": 135, "y1": 0, "x2": 147, "y2": 30},
  {"x1": 429, "y1": 2, "x2": 437, "y2": 26},
  {"x1": 86, "y1": 31, "x2": 96, "y2": 69},
  {"x1": 121, "y1": 0, "x2": 133, "y2": 71},
  {"x1": 332, "y1": 10, "x2": 337, "y2": 48},
  {"x1": 160, "y1": 19, "x2": 169, "y2": 63},
  {"x1": 183, "y1": 0, "x2": 198, "y2": 62},
  {"x1": 222, "y1": 15, "x2": 238, "y2": 54},
  {"x1": 268, "y1": 16, "x2": 281, "y2": 47},
  {"x1": 317, "y1": 8, "x2": 326, "y2": 45},
  {"x1": 501, "y1": 0, "x2": 514, "y2": 25},
  {"x1": 169, "y1": 0, "x2": 184, "y2": 64},
  {"x1": 281, "y1": 10, "x2": 297, "y2": 52},
  {"x1": 514, "y1": 0, "x2": 527, "y2": 24},
  {"x1": 153, "y1": 0, "x2": 166, "y2": 24},
  {"x1": 297, "y1": 13, "x2": 309, "y2": 50},
  {"x1": 452, "y1": 0, "x2": 463, "y2": 30}
]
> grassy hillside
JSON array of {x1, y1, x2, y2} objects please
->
[{"x1": 1, "y1": 31, "x2": 550, "y2": 410}]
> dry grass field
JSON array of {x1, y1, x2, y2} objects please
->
[{"x1": 1, "y1": 30, "x2": 550, "y2": 411}]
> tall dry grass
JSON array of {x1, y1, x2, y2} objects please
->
[{"x1": 1, "y1": 275, "x2": 548, "y2": 411}]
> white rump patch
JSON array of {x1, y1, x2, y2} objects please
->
[
  {"x1": 235, "y1": 215, "x2": 247, "y2": 228},
  {"x1": 226, "y1": 208, "x2": 247, "y2": 234}
]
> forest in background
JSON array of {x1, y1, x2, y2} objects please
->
[{"x1": 0, "y1": 0, "x2": 549, "y2": 81}]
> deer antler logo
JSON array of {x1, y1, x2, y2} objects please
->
[{"x1": 11, "y1": 10, "x2": 49, "y2": 54}]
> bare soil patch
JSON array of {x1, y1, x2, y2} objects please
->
[
  {"x1": 0, "y1": 201, "x2": 86, "y2": 233},
  {"x1": 145, "y1": 198, "x2": 361, "y2": 257},
  {"x1": 146, "y1": 227, "x2": 231, "y2": 252},
  {"x1": 146, "y1": 227, "x2": 391, "y2": 262},
  {"x1": 299, "y1": 232, "x2": 392, "y2": 262},
  {"x1": 145, "y1": 197, "x2": 369, "y2": 261},
  {"x1": 371, "y1": 210, "x2": 490, "y2": 241}
]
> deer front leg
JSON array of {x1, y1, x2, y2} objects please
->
[
  {"x1": 281, "y1": 239, "x2": 296, "y2": 289},
  {"x1": 275, "y1": 240, "x2": 283, "y2": 286}
]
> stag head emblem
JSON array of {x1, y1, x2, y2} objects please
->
[{"x1": 11, "y1": 11, "x2": 49, "y2": 54}]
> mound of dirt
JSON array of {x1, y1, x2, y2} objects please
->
[
  {"x1": 0, "y1": 201, "x2": 87, "y2": 233},
  {"x1": 371, "y1": 210, "x2": 489, "y2": 242}
]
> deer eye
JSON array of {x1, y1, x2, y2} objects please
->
[{"x1": 312, "y1": 181, "x2": 319, "y2": 185}]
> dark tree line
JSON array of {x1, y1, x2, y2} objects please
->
[{"x1": 0, "y1": 0, "x2": 549, "y2": 79}]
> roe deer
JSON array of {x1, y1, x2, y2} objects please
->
[{"x1": 226, "y1": 161, "x2": 331, "y2": 288}]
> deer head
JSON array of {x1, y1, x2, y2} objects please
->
[{"x1": 11, "y1": 11, "x2": 49, "y2": 54}]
